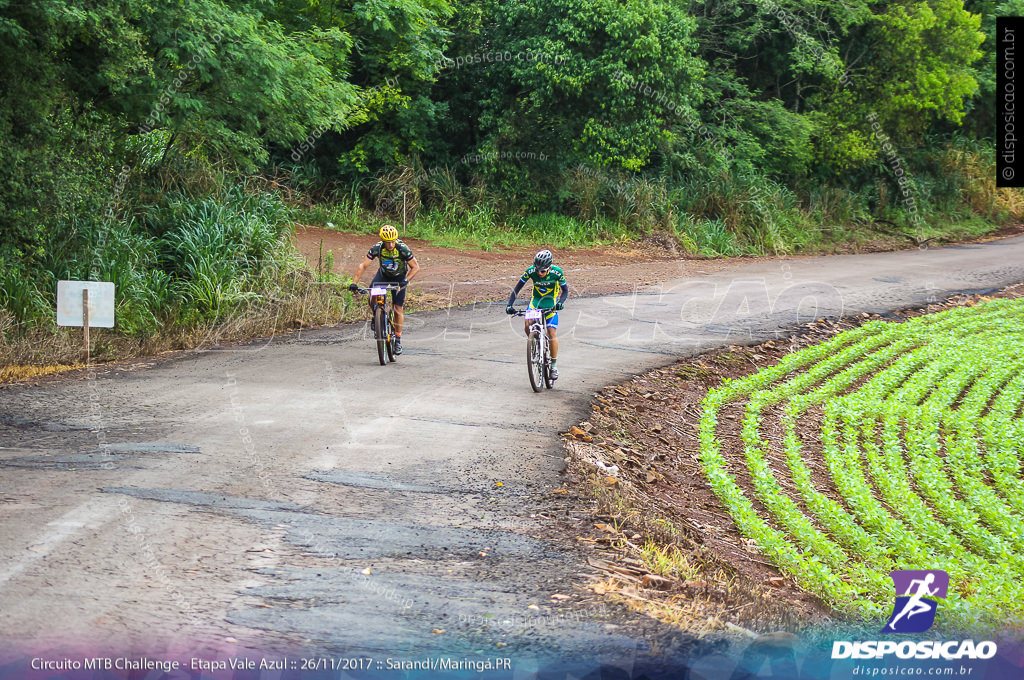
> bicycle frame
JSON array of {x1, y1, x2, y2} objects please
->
[
  {"x1": 524, "y1": 308, "x2": 548, "y2": 350},
  {"x1": 515, "y1": 307, "x2": 554, "y2": 391},
  {"x1": 367, "y1": 286, "x2": 393, "y2": 316},
  {"x1": 357, "y1": 283, "x2": 403, "y2": 365}
]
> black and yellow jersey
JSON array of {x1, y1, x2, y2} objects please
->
[
  {"x1": 519, "y1": 265, "x2": 567, "y2": 309},
  {"x1": 367, "y1": 240, "x2": 415, "y2": 279}
]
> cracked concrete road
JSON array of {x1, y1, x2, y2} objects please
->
[{"x1": 1, "y1": 236, "x2": 1023, "y2": 667}]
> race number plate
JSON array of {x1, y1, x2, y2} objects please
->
[
  {"x1": 370, "y1": 287, "x2": 386, "y2": 295},
  {"x1": 525, "y1": 309, "x2": 543, "y2": 319}
]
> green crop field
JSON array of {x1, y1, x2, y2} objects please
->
[{"x1": 697, "y1": 298, "x2": 1024, "y2": 630}]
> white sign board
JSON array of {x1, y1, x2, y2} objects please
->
[{"x1": 57, "y1": 281, "x2": 115, "y2": 328}]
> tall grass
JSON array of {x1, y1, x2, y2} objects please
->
[
  {"x1": 304, "y1": 158, "x2": 1005, "y2": 259},
  {"x1": 0, "y1": 179, "x2": 312, "y2": 370},
  {"x1": 940, "y1": 137, "x2": 1024, "y2": 222},
  {"x1": 0, "y1": 262, "x2": 49, "y2": 325},
  {"x1": 153, "y1": 186, "x2": 293, "y2": 318},
  {"x1": 298, "y1": 139, "x2": 1020, "y2": 257}
]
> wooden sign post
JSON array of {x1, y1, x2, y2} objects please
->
[{"x1": 83, "y1": 288, "x2": 90, "y2": 364}]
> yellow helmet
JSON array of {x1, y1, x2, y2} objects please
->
[{"x1": 379, "y1": 225, "x2": 399, "y2": 241}]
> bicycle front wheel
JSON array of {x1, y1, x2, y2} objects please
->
[
  {"x1": 374, "y1": 307, "x2": 387, "y2": 366},
  {"x1": 527, "y1": 332, "x2": 543, "y2": 392},
  {"x1": 385, "y1": 311, "x2": 397, "y2": 362}
]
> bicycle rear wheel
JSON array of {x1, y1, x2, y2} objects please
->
[
  {"x1": 374, "y1": 307, "x2": 386, "y2": 366},
  {"x1": 527, "y1": 332, "x2": 543, "y2": 392}
]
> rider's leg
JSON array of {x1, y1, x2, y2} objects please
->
[
  {"x1": 391, "y1": 280, "x2": 408, "y2": 337},
  {"x1": 547, "y1": 327, "x2": 559, "y2": 379}
]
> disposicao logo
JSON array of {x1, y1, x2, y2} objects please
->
[
  {"x1": 831, "y1": 569, "x2": 998, "y2": 661},
  {"x1": 883, "y1": 569, "x2": 948, "y2": 634}
]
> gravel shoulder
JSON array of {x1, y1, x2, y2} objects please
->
[{"x1": 562, "y1": 283, "x2": 1024, "y2": 634}]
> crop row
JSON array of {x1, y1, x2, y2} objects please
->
[{"x1": 697, "y1": 298, "x2": 1024, "y2": 628}]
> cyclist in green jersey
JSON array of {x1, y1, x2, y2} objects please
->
[{"x1": 505, "y1": 250, "x2": 568, "y2": 380}]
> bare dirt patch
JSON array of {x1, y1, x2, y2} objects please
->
[
  {"x1": 562, "y1": 283, "x2": 1024, "y2": 634},
  {"x1": 293, "y1": 226, "x2": 784, "y2": 310}
]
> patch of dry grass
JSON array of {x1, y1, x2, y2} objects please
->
[
  {"x1": 572, "y1": 466, "x2": 806, "y2": 636},
  {"x1": 0, "y1": 362, "x2": 86, "y2": 382},
  {"x1": 942, "y1": 144, "x2": 1024, "y2": 221},
  {"x1": 0, "y1": 270, "x2": 366, "y2": 383}
]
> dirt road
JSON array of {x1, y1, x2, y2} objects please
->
[
  {"x1": 293, "y1": 226, "x2": 780, "y2": 308},
  {"x1": 2, "y1": 235, "x2": 1023, "y2": 670}
]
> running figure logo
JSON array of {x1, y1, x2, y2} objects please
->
[{"x1": 883, "y1": 570, "x2": 949, "y2": 633}]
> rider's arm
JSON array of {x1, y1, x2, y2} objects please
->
[
  {"x1": 353, "y1": 244, "x2": 381, "y2": 285},
  {"x1": 405, "y1": 256, "x2": 420, "y2": 282},
  {"x1": 352, "y1": 255, "x2": 373, "y2": 284},
  {"x1": 557, "y1": 283, "x2": 568, "y2": 306},
  {"x1": 507, "y1": 279, "x2": 526, "y2": 307}
]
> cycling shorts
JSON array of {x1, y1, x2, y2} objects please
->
[
  {"x1": 371, "y1": 273, "x2": 407, "y2": 306},
  {"x1": 527, "y1": 303, "x2": 558, "y2": 328}
]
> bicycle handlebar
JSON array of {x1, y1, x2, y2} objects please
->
[
  {"x1": 354, "y1": 283, "x2": 405, "y2": 294},
  {"x1": 510, "y1": 308, "x2": 549, "y2": 320}
]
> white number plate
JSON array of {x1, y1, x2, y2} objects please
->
[
  {"x1": 525, "y1": 309, "x2": 543, "y2": 319},
  {"x1": 370, "y1": 287, "x2": 386, "y2": 295}
]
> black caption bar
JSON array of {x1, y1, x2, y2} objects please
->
[{"x1": 998, "y1": 17, "x2": 1024, "y2": 187}]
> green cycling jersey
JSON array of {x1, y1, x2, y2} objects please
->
[{"x1": 518, "y1": 265, "x2": 567, "y2": 309}]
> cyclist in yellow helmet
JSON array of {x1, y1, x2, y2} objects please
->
[{"x1": 350, "y1": 225, "x2": 419, "y2": 354}]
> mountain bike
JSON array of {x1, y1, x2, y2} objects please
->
[
  {"x1": 355, "y1": 283, "x2": 403, "y2": 365},
  {"x1": 512, "y1": 307, "x2": 554, "y2": 392}
]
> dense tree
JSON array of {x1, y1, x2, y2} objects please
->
[
  {"x1": 261, "y1": 0, "x2": 454, "y2": 176},
  {"x1": 0, "y1": 0, "x2": 362, "y2": 273},
  {"x1": 684, "y1": 0, "x2": 985, "y2": 171},
  {"x1": 0, "y1": 0, "x2": 1004, "y2": 329},
  {"x1": 813, "y1": 0, "x2": 984, "y2": 168},
  {"x1": 445, "y1": 0, "x2": 704, "y2": 198}
]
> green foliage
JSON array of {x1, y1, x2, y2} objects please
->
[
  {"x1": 0, "y1": 0, "x2": 362, "y2": 335},
  {"x1": 961, "y1": 0, "x2": 1024, "y2": 139},
  {"x1": 814, "y1": 0, "x2": 984, "y2": 168},
  {"x1": 869, "y1": 0, "x2": 984, "y2": 129},
  {"x1": 148, "y1": 186, "x2": 293, "y2": 317},
  {"x1": 264, "y1": 0, "x2": 454, "y2": 177},
  {"x1": 0, "y1": 262, "x2": 49, "y2": 327},
  {"x1": 1, "y1": 176, "x2": 293, "y2": 342},
  {"x1": 443, "y1": 0, "x2": 704, "y2": 198}
]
